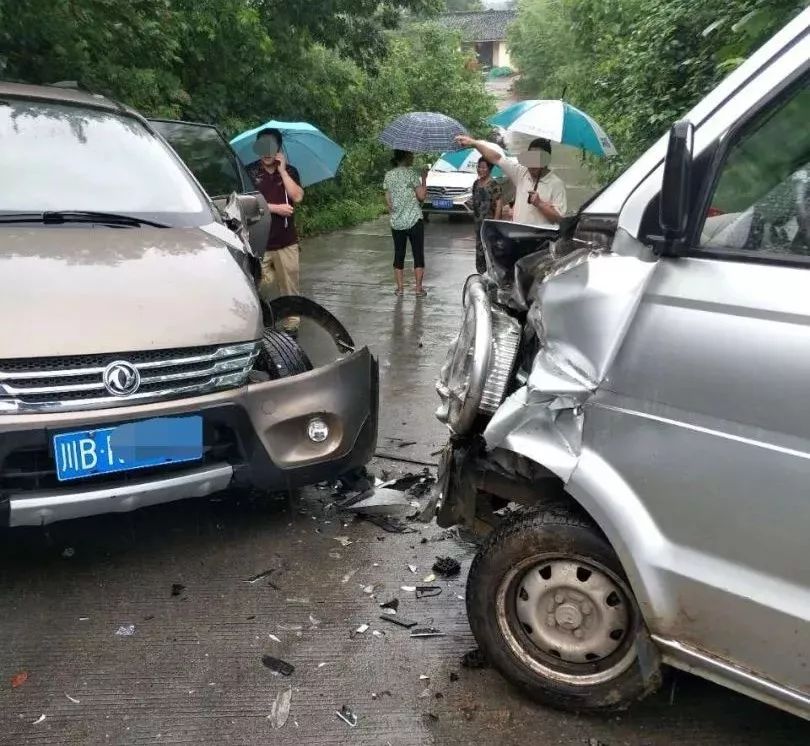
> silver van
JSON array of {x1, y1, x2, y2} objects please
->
[{"x1": 432, "y1": 9, "x2": 810, "y2": 719}]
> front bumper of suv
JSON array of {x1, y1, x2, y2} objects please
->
[{"x1": 0, "y1": 348, "x2": 378, "y2": 526}]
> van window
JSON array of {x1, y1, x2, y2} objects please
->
[
  {"x1": 699, "y1": 82, "x2": 809, "y2": 258},
  {"x1": 150, "y1": 120, "x2": 248, "y2": 198}
]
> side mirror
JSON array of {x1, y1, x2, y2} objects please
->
[
  {"x1": 659, "y1": 120, "x2": 694, "y2": 248},
  {"x1": 235, "y1": 193, "x2": 264, "y2": 226}
]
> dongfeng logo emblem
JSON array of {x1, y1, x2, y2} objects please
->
[{"x1": 103, "y1": 361, "x2": 141, "y2": 397}]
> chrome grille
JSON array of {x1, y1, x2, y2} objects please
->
[
  {"x1": 427, "y1": 186, "x2": 470, "y2": 199},
  {"x1": 479, "y1": 308, "x2": 521, "y2": 414},
  {"x1": 0, "y1": 342, "x2": 260, "y2": 413}
]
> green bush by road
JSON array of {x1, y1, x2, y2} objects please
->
[{"x1": 0, "y1": 0, "x2": 494, "y2": 235}]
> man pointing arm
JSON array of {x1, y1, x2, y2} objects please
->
[{"x1": 455, "y1": 134, "x2": 566, "y2": 228}]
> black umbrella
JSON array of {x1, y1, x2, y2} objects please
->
[{"x1": 379, "y1": 112, "x2": 468, "y2": 153}]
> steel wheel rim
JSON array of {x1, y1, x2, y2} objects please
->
[{"x1": 496, "y1": 553, "x2": 638, "y2": 686}]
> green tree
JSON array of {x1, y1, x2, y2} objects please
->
[{"x1": 508, "y1": 0, "x2": 808, "y2": 179}]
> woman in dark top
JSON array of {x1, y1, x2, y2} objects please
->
[{"x1": 471, "y1": 157, "x2": 503, "y2": 273}]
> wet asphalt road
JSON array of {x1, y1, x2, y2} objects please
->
[{"x1": 2, "y1": 218, "x2": 809, "y2": 744}]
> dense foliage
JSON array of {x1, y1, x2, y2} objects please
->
[
  {"x1": 0, "y1": 0, "x2": 493, "y2": 234},
  {"x1": 509, "y1": 0, "x2": 808, "y2": 179}
]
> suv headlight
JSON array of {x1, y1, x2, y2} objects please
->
[{"x1": 435, "y1": 275, "x2": 521, "y2": 435}]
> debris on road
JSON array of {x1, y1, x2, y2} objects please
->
[
  {"x1": 262, "y1": 656, "x2": 295, "y2": 677},
  {"x1": 432, "y1": 557, "x2": 461, "y2": 579},
  {"x1": 65, "y1": 693, "x2": 80, "y2": 704},
  {"x1": 62, "y1": 547, "x2": 75, "y2": 558},
  {"x1": 422, "y1": 573, "x2": 436, "y2": 583},
  {"x1": 115, "y1": 624, "x2": 136, "y2": 637},
  {"x1": 32, "y1": 714, "x2": 46, "y2": 725},
  {"x1": 336, "y1": 705, "x2": 358, "y2": 727},
  {"x1": 380, "y1": 598, "x2": 399, "y2": 611},
  {"x1": 11, "y1": 671, "x2": 28, "y2": 688},
  {"x1": 364, "y1": 515, "x2": 416, "y2": 533},
  {"x1": 333, "y1": 536, "x2": 353, "y2": 547},
  {"x1": 401, "y1": 585, "x2": 416, "y2": 592},
  {"x1": 268, "y1": 634, "x2": 282, "y2": 644},
  {"x1": 340, "y1": 487, "x2": 413, "y2": 516},
  {"x1": 268, "y1": 687, "x2": 292, "y2": 729},
  {"x1": 351, "y1": 623, "x2": 370, "y2": 638},
  {"x1": 410, "y1": 627, "x2": 445, "y2": 638},
  {"x1": 171, "y1": 583, "x2": 186, "y2": 597},
  {"x1": 308, "y1": 614, "x2": 322, "y2": 628},
  {"x1": 418, "y1": 688, "x2": 431, "y2": 699},
  {"x1": 380, "y1": 614, "x2": 418, "y2": 629},
  {"x1": 461, "y1": 648, "x2": 489, "y2": 669},
  {"x1": 372, "y1": 629, "x2": 385, "y2": 638},
  {"x1": 419, "y1": 674, "x2": 430, "y2": 681},
  {"x1": 244, "y1": 568, "x2": 277, "y2": 584},
  {"x1": 407, "y1": 564, "x2": 418, "y2": 574},
  {"x1": 342, "y1": 569, "x2": 358, "y2": 584},
  {"x1": 415, "y1": 586, "x2": 442, "y2": 599}
]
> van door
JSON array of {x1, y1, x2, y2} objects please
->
[
  {"x1": 149, "y1": 119, "x2": 271, "y2": 257},
  {"x1": 602, "y1": 76, "x2": 810, "y2": 695}
]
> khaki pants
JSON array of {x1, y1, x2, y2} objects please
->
[{"x1": 259, "y1": 243, "x2": 300, "y2": 331}]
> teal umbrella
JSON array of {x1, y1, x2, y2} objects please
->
[
  {"x1": 436, "y1": 147, "x2": 504, "y2": 177},
  {"x1": 488, "y1": 100, "x2": 616, "y2": 157},
  {"x1": 230, "y1": 121, "x2": 344, "y2": 187}
]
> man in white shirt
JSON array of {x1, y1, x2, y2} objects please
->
[{"x1": 455, "y1": 135, "x2": 567, "y2": 228}]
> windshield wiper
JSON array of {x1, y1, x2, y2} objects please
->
[{"x1": 0, "y1": 211, "x2": 169, "y2": 228}]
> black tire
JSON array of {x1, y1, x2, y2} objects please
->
[
  {"x1": 466, "y1": 507, "x2": 661, "y2": 712},
  {"x1": 259, "y1": 329, "x2": 313, "y2": 380}
]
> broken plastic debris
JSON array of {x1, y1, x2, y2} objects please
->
[
  {"x1": 354, "y1": 623, "x2": 369, "y2": 635},
  {"x1": 415, "y1": 586, "x2": 442, "y2": 599},
  {"x1": 362, "y1": 584, "x2": 377, "y2": 595},
  {"x1": 268, "y1": 687, "x2": 292, "y2": 729},
  {"x1": 401, "y1": 585, "x2": 416, "y2": 592},
  {"x1": 410, "y1": 627, "x2": 445, "y2": 638},
  {"x1": 341, "y1": 569, "x2": 358, "y2": 584},
  {"x1": 308, "y1": 614, "x2": 321, "y2": 628},
  {"x1": 171, "y1": 583, "x2": 186, "y2": 597},
  {"x1": 261, "y1": 655, "x2": 295, "y2": 676},
  {"x1": 317, "y1": 662, "x2": 329, "y2": 669},
  {"x1": 78, "y1": 617, "x2": 90, "y2": 621},
  {"x1": 11, "y1": 671, "x2": 28, "y2": 688},
  {"x1": 379, "y1": 598, "x2": 399, "y2": 611},
  {"x1": 422, "y1": 573, "x2": 436, "y2": 583},
  {"x1": 336, "y1": 705, "x2": 358, "y2": 727},
  {"x1": 419, "y1": 674, "x2": 430, "y2": 681},
  {"x1": 268, "y1": 634, "x2": 282, "y2": 644},
  {"x1": 285, "y1": 597, "x2": 310, "y2": 605},
  {"x1": 380, "y1": 614, "x2": 417, "y2": 629},
  {"x1": 340, "y1": 487, "x2": 413, "y2": 516},
  {"x1": 278, "y1": 623, "x2": 304, "y2": 632},
  {"x1": 245, "y1": 568, "x2": 277, "y2": 584},
  {"x1": 461, "y1": 648, "x2": 489, "y2": 669},
  {"x1": 65, "y1": 693, "x2": 80, "y2": 704},
  {"x1": 432, "y1": 557, "x2": 461, "y2": 579},
  {"x1": 115, "y1": 624, "x2": 136, "y2": 637},
  {"x1": 333, "y1": 536, "x2": 353, "y2": 547},
  {"x1": 32, "y1": 714, "x2": 46, "y2": 725},
  {"x1": 407, "y1": 564, "x2": 417, "y2": 574},
  {"x1": 62, "y1": 547, "x2": 75, "y2": 558},
  {"x1": 372, "y1": 630, "x2": 385, "y2": 638}
]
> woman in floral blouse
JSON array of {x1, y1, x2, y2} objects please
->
[{"x1": 471, "y1": 158, "x2": 503, "y2": 273}]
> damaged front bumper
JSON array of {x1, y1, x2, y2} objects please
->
[{"x1": 1, "y1": 348, "x2": 378, "y2": 526}]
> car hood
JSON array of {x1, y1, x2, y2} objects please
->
[
  {"x1": 426, "y1": 171, "x2": 476, "y2": 189},
  {"x1": 0, "y1": 226, "x2": 263, "y2": 358}
]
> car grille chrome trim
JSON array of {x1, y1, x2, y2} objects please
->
[
  {"x1": 479, "y1": 308, "x2": 521, "y2": 414},
  {"x1": 426, "y1": 186, "x2": 471, "y2": 199},
  {"x1": 0, "y1": 343, "x2": 260, "y2": 413}
]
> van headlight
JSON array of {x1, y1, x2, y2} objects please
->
[{"x1": 435, "y1": 275, "x2": 521, "y2": 435}]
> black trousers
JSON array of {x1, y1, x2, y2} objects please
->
[{"x1": 391, "y1": 220, "x2": 425, "y2": 269}]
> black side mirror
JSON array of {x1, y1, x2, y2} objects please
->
[{"x1": 658, "y1": 120, "x2": 695, "y2": 251}]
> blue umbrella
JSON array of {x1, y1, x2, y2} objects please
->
[
  {"x1": 435, "y1": 147, "x2": 504, "y2": 178},
  {"x1": 230, "y1": 121, "x2": 345, "y2": 187},
  {"x1": 488, "y1": 100, "x2": 616, "y2": 157},
  {"x1": 380, "y1": 112, "x2": 468, "y2": 153}
]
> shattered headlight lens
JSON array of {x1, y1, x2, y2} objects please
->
[{"x1": 478, "y1": 307, "x2": 522, "y2": 414}]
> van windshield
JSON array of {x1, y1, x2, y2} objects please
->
[{"x1": 0, "y1": 99, "x2": 212, "y2": 226}]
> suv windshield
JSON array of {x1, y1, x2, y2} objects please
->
[{"x1": 0, "y1": 98, "x2": 212, "y2": 226}]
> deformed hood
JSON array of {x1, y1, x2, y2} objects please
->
[{"x1": 0, "y1": 226, "x2": 263, "y2": 358}]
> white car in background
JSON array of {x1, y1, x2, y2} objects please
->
[{"x1": 423, "y1": 144, "x2": 507, "y2": 219}]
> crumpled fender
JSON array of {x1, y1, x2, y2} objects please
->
[{"x1": 483, "y1": 229, "x2": 658, "y2": 481}]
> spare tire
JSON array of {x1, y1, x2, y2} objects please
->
[{"x1": 259, "y1": 329, "x2": 313, "y2": 380}]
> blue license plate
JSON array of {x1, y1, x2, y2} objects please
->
[
  {"x1": 53, "y1": 416, "x2": 203, "y2": 482},
  {"x1": 432, "y1": 199, "x2": 454, "y2": 209}
]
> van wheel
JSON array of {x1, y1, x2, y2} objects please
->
[
  {"x1": 466, "y1": 508, "x2": 661, "y2": 712},
  {"x1": 258, "y1": 329, "x2": 313, "y2": 380}
]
